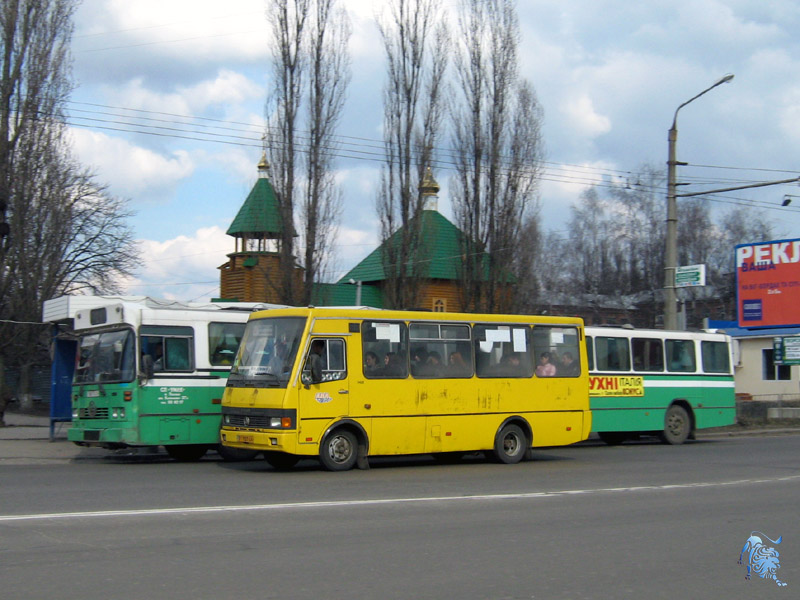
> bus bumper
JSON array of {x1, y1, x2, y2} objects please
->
[
  {"x1": 68, "y1": 424, "x2": 131, "y2": 446},
  {"x1": 220, "y1": 428, "x2": 301, "y2": 454}
]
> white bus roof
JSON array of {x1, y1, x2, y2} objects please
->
[{"x1": 42, "y1": 295, "x2": 282, "y2": 323}]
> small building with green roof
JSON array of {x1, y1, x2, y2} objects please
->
[{"x1": 328, "y1": 168, "x2": 493, "y2": 311}]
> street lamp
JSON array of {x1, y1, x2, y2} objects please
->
[{"x1": 664, "y1": 74, "x2": 734, "y2": 330}]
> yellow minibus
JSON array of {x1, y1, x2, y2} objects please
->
[{"x1": 220, "y1": 307, "x2": 591, "y2": 470}]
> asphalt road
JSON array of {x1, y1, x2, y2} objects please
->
[{"x1": 1, "y1": 434, "x2": 798, "y2": 599}]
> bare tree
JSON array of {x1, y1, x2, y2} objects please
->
[
  {"x1": 376, "y1": 0, "x2": 448, "y2": 309},
  {"x1": 0, "y1": 0, "x2": 140, "y2": 419},
  {"x1": 300, "y1": 0, "x2": 349, "y2": 303},
  {"x1": 265, "y1": 0, "x2": 349, "y2": 305},
  {"x1": 450, "y1": 0, "x2": 544, "y2": 313},
  {"x1": 265, "y1": 0, "x2": 310, "y2": 305}
]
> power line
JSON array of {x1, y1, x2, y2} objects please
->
[{"x1": 62, "y1": 101, "x2": 799, "y2": 196}]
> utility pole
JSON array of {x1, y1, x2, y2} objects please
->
[{"x1": 664, "y1": 74, "x2": 734, "y2": 330}]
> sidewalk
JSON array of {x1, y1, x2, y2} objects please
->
[
  {"x1": 0, "y1": 412, "x2": 107, "y2": 462},
  {"x1": 1, "y1": 411, "x2": 59, "y2": 439}
]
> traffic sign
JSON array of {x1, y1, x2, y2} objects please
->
[{"x1": 675, "y1": 264, "x2": 706, "y2": 288}]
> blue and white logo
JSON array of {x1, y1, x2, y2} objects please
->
[{"x1": 738, "y1": 532, "x2": 788, "y2": 587}]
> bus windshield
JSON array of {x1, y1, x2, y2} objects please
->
[
  {"x1": 230, "y1": 317, "x2": 306, "y2": 387},
  {"x1": 74, "y1": 329, "x2": 136, "y2": 384}
]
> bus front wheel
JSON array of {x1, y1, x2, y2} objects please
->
[
  {"x1": 661, "y1": 405, "x2": 691, "y2": 445},
  {"x1": 320, "y1": 429, "x2": 358, "y2": 471},
  {"x1": 264, "y1": 452, "x2": 300, "y2": 470},
  {"x1": 492, "y1": 424, "x2": 527, "y2": 464}
]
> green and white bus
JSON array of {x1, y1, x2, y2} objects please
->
[
  {"x1": 43, "y1": 296, "x2": 277, "y2": 460},
  {"x1": 585, "y1": 326, "x2": 735, "y2": 445}
]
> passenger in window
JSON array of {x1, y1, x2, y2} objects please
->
[
  {"x1": 498, "y1": 353, "x2": 522, "y2": 376},
  {"x1": 425, "y1": 351, "x2": 443, "y2": 376},
  {"x1": 305, "y1": 339, "x2": 325, "y2": 383},
  {"x1": 448, "y1": 351, "x2": 469, "y2": 375},
  {"x1": 559, "y1": 352, "x2": 579, "y2": 377},
  {"x1": 153, "y1": 343, "x2": 164, "y2": 371},
  {"x1": 383, "y1": 352, "x2": 404, "y2": 377},
  {"x1": 364, "y1": 351, "x2": 380, "y2": 374},
  {"x1": 411, "y1": 347, "x2": 428, "y2": 375},
  {"x1": 535, "y1": 351, "x2": 556, "y2": 377}
]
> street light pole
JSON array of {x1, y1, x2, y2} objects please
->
[{"x1": 664, "y1": 74, "x2": 734, "y2": 330}]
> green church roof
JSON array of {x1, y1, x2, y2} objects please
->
[
  {"x1": 226, "y1": 176, "x2": 284, "y2": 238},
  {"x1": 339, "y1": 210, "x2": 485, "y2": 284}
]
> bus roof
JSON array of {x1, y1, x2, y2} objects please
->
[{"x1": 248, "y1": 305, "x2": 585, "y2": 326}]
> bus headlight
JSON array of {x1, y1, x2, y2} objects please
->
[
  {"x1": 223, "y1": 415, "x2": 231, "y2": 425},
  {"x1": 72, "y1": 409, "x2": 79, "y2": 419},
  {"x1": 270, "y1": 417, "x2": 282, "y2": 428}
]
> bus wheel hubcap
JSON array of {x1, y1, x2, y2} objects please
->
[
  {"x1": 504, "y1": 433, "x2": 519, "y2": 455},
  {"x1": 329, "y1": 435, "x2": 352, "y2": 463}
]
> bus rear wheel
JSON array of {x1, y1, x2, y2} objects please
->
[
  {"x1": 166, "y1": 444, "x2": 208, "y2": 461},
  {"x1": 493, "y1": 424, "x2": 527, "y2": 464},
  {"x1": 661, "y1": 405, "x2": 690, "y2": 445}
]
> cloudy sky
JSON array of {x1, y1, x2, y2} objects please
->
[{"x1": 67, "y1": 0, "x2": 800, "y2": 301}]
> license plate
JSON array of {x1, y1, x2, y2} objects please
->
[
  {"x1": 237, "y1": 434, "x2": 254, "y2": 443},
  {"x1": 85, "y1": 390, "x2": 100, "y2": 398}
]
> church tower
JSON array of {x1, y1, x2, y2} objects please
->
[{"x1": 218, "y1": 156, "x2": 302, "y2": 303}]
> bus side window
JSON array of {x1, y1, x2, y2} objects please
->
[
  {"x1": 632, "y1": 338, "x2": 663, "y2": 372},
  {"x1": 666, "y1": 339, "x2": 696, "y2": 372},
  {"x1": 534, "y1": 326, "x2": 581, "y2": 378},
  {"x1": 595, "y1": 336, "x2": 630, "y2": 371},
  {"x1": 316, "y1": 338, "x2": 345, "y2": 382},
  {"x1": 474, "y1": 325, "x2": 532, "y2": 378},
  {"x1": 165, "y1": 337, "x2": 192, "y2": 371},
  {"x1": 362, "y1": 321, "x2": 408, "y2": 379},
  {"x1": 209, "y1": 322, "x2": 245, "y2": 366}
]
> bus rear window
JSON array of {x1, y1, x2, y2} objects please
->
[{"x1": 701, "y1": 341, "x2": 730, "y2": 373}]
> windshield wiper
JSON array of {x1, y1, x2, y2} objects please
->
[{"x1": 228, "y1": 371, "x2": 280, "y2": 388}]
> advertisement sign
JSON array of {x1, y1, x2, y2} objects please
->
[
  {"x1": 588, "y1": 375, "x2": 644, "y2": 397},
  {"x1": 773, "y1": 336, "x2": 800, "y2": 365},
  {"x1": 736, "y1": 238, "x2": 800, "y2": 328}
]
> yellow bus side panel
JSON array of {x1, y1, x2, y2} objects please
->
[
  {"x1": 527, "y1": 411, "x2": 588, "y2": 447},
  {"x1": 370, "y1": 416, "x2": 426, "y2": 455}
]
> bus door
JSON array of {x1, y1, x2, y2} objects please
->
[{"x1": 298, "y1": 337, "x2": 349, "y2": 425}]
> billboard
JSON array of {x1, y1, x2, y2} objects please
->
[{"x1": 736, "y1": 238, "x2": 800, "y2": 328}]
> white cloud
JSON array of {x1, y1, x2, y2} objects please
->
[
  {"x1": 69, "y1": 128, "x2": 194, "y2": 199},
  {"x1": 100, "y1": 71, "x2": 263, "y2": 117},
  {"x1": 119, "y1": 226, "x2": 231, "y2": 301},
  {"x1": 78, "y1": 0, "x2": 268, "y2": 62},
  {"x1": 562, "y1": 95, "x2": 611, "y2": 139}
]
